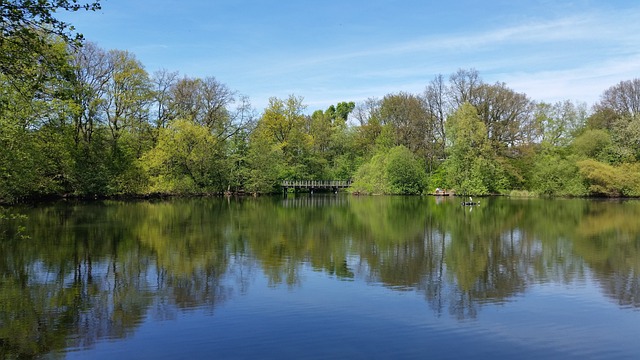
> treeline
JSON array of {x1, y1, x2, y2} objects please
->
[{"x1": 2, "y1": 34, "x2": 640, "y2": 202}]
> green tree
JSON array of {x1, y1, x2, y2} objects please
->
[
  {"x1": 244, "y1": 128, "x2": 284, "y2": 193},
  {"x1": 609, "y1": 115, "x2": 640, "y2": 162},
  {"x1": 386, "y1": 146, "x2": 427, "y2": 194},
  {"x1": 379, "y1": 92, "x2": 438, "y2": 168},
  {"x1": 350, "y1": 145, "x2": 425, "y2": 195},
  {"x1": 577, "y1": 159, "x2": 640, "y2": 197},
  {"x1": 256, "y1": 95, "x2": 311, "y2": 180},
  {"x1": 352, "y1": 97, "x2": 382, "y2": 160},
  {"x1": 142, "y1": 119, "x2": 227, "y2": 193},
  {"x1": 442, "y1": 103, "x2": 492, "y2": 195},
  {"x1": 96, "y1": 49, "x2": 155, "y2": 194},
  {"x1": 572, "y1": 129, "x2": 612, "y2": 161},
  {"x1": 0, "y1": 0, "x2": 101, "y2": 84},
  {"x1": 0, "y1": 37, "x2": 77, "y2": 202},
  {"x1": 350, "y1": 152, "x2": 389, "y2": 195},
  {"x1": 333, "y1": 101, "x2": 355, "y2": 123},
  {"x1": 102, "y1": 49, "x2": 153, "y2": 146},
  {"x1": 306, "y1": 102, "x2": 356, "y2": 180},
  {"x1": 531, "y1": 153, "x2": 586, "y2": 196},
  {"x1": 534, "y1": 100, "x2": 587, "y2": 148}
]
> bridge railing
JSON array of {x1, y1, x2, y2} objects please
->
[{"x1": 282, "y1": 180, "x2": 352, "y2": 188}]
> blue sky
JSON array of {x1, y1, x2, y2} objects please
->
[{"x1": 61, "y1": 0, "x2": 640, "y2": 113}]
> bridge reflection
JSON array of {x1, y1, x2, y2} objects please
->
[{"x1": 281, "y1": 193, "x2": 351, "y2": 208}]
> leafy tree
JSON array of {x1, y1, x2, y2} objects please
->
[
  {"x1": 0, "y1": 0, "x2": 101, "y2": 84},
  {"x1": 350, "y1": 152, "x2": 389, "y2": 195},
  {"x1": 0, "y1": 36, "x2": 76, "y2": 202},
  {"x1": 309, "y1": 109, "x2": 333, "y2": 157},
  {"x1": 326, "y1": 125, "x2": 359, "y2": 180},
  {"x1": 142, "y1": 119, "x2": 227, "y2": 193},
  {"x1": 534, "y1": 100, "x2": 587, "y2": 148},
  {"x1": 442, "y1": 103, "x2": 492, "y2": 195},
  {"x1": 586, "y1": 107, "x2": 618, "y2": 131},
  {"x1": 102, "y1": 49, "x2": 153, "y2": 146},
  {"x1": 609, "y1": 115, "x2": 640, "y2": 162},
  {"x1": 531, "y1": 153, "x2": 586, "y2": 196},
  {"x1": 379, "y1": 92, "x2": 437, "y2": 167},
  {"x1": 260, "y1": 95, "x2": 306, "y2": 146},
  {"x1": 226, "y1": 128, "x2": 251, "y2": 192},
  {"x1": 255, "y1": 95, "x2": 312, "y2": 180},
  {"x1": 350, "y1": 145, "x2": 425, "y2": 195},
  {"x1": 305, "y1": 102, "x2": 357, "y2": 180},
  {"x1": 572, "y1": 129, "x2": 612, "y2": 161},
  {"x1": 67, "y1": 42, "x2": 156, "y2": 196},
  {"x1": 386, "y1": 146, "x2": 427, "y2": 194},
  {"x1": 71, "y1": 130, "x2": 110, "y2": 195},
  {"x1": 332, "y1": 101, "x2": 355, "y2": 122},
  {"x1": 244, "y1": 128, "x2": 284, "y2": 193}
]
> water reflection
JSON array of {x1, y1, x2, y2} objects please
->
[{"x1": 1, "y1": 196, "x2": 639, "y2": 357}]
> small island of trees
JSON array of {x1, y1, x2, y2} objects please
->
[{"x1": 2, "y1": 1, "x2": 640, "y2": 204}]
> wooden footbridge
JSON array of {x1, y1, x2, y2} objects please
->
[{"x1": 282, "y1": 180, "x2": 352, "y2": 193}]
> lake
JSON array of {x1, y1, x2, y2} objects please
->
[{"x1": 1, "y1": 195, "x2": 639, "y2": 359}]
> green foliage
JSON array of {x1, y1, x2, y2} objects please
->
[
  {"x1": 108, "y1": 135, "x2": 149, "y2": 195},
  {"x1": 572, "y1": 129, "x2": 612, "y2": 160},
  {"x1": 72, "y1": 136, "x2": 111, "y2": 196},
  {"x1": 350, "y1": 145, "x2": 426, "y2": 195},
  {"x1": 0, "y1": 39, "x2": 78, "y2": 202},
  {"x1": 2, "y1": 27, "x2": 640, "y2": 202},
  {"x1": 577, "y1": 159, "x2": 640, "y2": 197},
  {"x1": 531, "y1": 153, "x2": 587, "y2": 196},
  {"x1": 0, "y1": 0, "x2": 101, "y2": 85},
  {"x1": 244, "y1": 127, "x2": 284, "y2": 193},
  {"x1": 350, "y1": 153, "x2": 389, "y2": 194},
  {"x1": 142, "y1": 119, "x2": 227, "y2": 194},
  {"x1": 374, "y1": 124, "x2": 395, "y2": 152},
  {"x1": 428, "y1": 165, "x2": 447, "y2": 193},
  {"x1": 610, "y1": 115, "x2": 640, "y2": 162},
  {"x1": 386, "y1": 146, "x2": 427, "y2": 194},
  {"x1": 534, "y1": 100, "x2": 587, "y2": 148},
  {"x1": 442, "y1": 103, "x2": 491, "y2": 195},
  {"x1": 509, "y1": 190, "x2": 538, "y2": 197}
]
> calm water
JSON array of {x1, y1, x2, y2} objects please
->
[{"x1": 1, "y1": 195, "x2": 639, "y2": 359}]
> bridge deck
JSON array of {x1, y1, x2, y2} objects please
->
[{"x1": 282, "y1": 180, "x2": 351, "y2": 190}]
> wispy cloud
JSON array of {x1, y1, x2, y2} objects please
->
[
  {"x1": 250, "y1": 11, "x2": 634, "y2": 76},
  {"x1": 107, "y1": 3, "x2": 640, "y2": 111},
  {"x1": 499, "y1": 53, "x2": 640, "y2": 105}
]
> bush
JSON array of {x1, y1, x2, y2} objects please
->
[
  {"x1": 531, "y1": 154, "x2": 587, "y2": 196},
  {"x1": 350, "y1": 146, "x2": 426, "y2": 195},
  {"x1": 577, "y1": 159, "x2": 640, "y2": 197},
  {"x1": 386, "y1": 146, "x2": 427, "y2": 194}
]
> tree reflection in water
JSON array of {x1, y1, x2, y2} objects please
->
[{"x1": 1, "y1": 196, "x2": 639, "y2": 357}]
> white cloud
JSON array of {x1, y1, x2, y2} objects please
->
[{"x1": 497, "y1": 53, "x2": 640, "y2": 105}]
